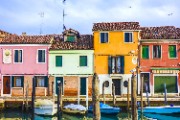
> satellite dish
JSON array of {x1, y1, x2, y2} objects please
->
[{"x1": 132, "y1": 56, "x2": 137, "y2": 65}]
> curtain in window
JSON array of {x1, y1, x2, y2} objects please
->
[
  {"x1": 153, "y1": 45, "x2": 161, "y2": 58},
  {"x1": 100, "y1": 33, "x2": 108, "y2": 43},
  {"x1": 125, "y1": 33, "x2": 132, "y2": 42},
  {"x1": 37, "y1": 77, "x2": 45, "y2": 87}
]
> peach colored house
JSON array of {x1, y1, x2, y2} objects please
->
[
  {"x1": 140, "y1": 26, "x2": 180, "y2": 96},
  {"x1": 0, "y1": 34, "x2": 52, "y2": 96}
]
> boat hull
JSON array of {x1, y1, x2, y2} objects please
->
[
  {"x1": 141, "y1": 106, "x2": 180, "y2": 114},
  {"x1": 34, "y1": 105, "x2": 57, "y2": 116}
]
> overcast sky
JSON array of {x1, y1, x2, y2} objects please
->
[{"x1": 0, "y1": 0, "x2": 179, "y2": 35}]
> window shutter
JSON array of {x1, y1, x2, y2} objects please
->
[
  {"x1": 42, "y1": 50, "x2": 45, "y2": 62},
  {"x1": 21, "y1": 76, "x2": 24, "y2": 87},
  {"x1": 80, "y1": 56, "x2": 87, "y2": 66},
  {"x1": 12, "y1": 76, "x2": 14, "y2": 87},
  {"x1": 125, "y1": 33, "x2": 129, "y2": 42},
  {"x1": 108, "y1": 56, "x2": 112, "y2": 74},
  {"x1": 142, "y1": 46, "x2": 149, "y2": 59},
  {"x1": 100, "y1": 33, "x2": 104, "y2": 43},
  {"x1": 15, "y1": 50, "x2": 18, "y2": 62},
  {"x1": 44, "y1": 76, "x2": 48, "y2": 87},
  {"x1": 38, "y1": 50, "x2": 41, "y2": 62},
  {"x1": 120, "y1": 56, "x2": 124, "y2": 74},
  {"x1": 169, "y1": 45, "x2": 176, "y2": 58},
  {"x1": 56, "y1": 56, "x2": 62, "y2": 67}
]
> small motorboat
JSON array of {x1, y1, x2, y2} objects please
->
[
  {"x1": 88, "y1": 102, "x2": 120, "y2": 114},
  {"x1": 34, "y1": 99, "x2": 57, "y2": 116},
  {"x1": 62, "y1": 104, "x2": 87, "y2": 115},
  {"x1": 139, "y1": 105, "x2": 180, "y2": 114}
]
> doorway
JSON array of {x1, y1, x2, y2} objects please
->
[
  {"x1": 3, "y1": 76, "x2": 11, "y2": 94},
  {"x1": 112, "y1": 79, "x2": 121, "y2": 95},
  {"x1": 80, "y1": 77, "x2": 87, "y2": 95},
  {"x1": 55, "y1": 77, "x2": 64, "y2": 95}
]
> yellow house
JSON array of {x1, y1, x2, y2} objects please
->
[{"x1": 93, "y1": 22, "x2": 141, "y2": 95}]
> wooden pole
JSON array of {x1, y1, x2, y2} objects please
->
[
  {"x1": 131, "y1": 73, "x2": 137, "y2": 120},
  {"x1": 77, "y1": 78, "x2": 80, "y2": 105},
  {"x1": 145, "y1": 83, "x2": 150, "y2": 106},
  {"x1": 26, "y1": 81, "x2": 29, "y2": 111},
  {"x1": 22, "y1": 81, "x2": 25, "y2": 111},
  {"x1": 86, "y1": 78, "x2": 88, "y2": 110},
  {"x1": 57, "y1": 81, "x2": 62, "y2": 119},
  {"x1": 31, "y1": 76, "x2": 36, "y2": 120},
  {"x1": 92, "y1": 73, "x2": 101, "y2": 120},
  {"x1": 127, "y1": 79, "x2": 130, "y2": 111},
  {"x1": 140, "y1": 76, "x2": 144, "y2": 113},
  {"x1": 164, "y1": 83, "x2": 167, "y2": 105},
  {"x1": 103, "y1": 82, "x2": 105, "y2": 104},
  {"x1": 112, "y1": 83, "x2": 116, "y2": 106},
  {"x1": 52, "y1": 82, "x2": 54, "y2": 103}
]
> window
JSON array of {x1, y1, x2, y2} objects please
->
[
  {"x1": 169, "y1": 45, "x2": 177, "y2": 58},
  {"x1": 38, "y1": 50, "x2": 45, "y2": 63},
  {"x1": 80, "y1": 56, "x2": 87, "y2": 66},
  {"x1": 36, "y1": 76, "x2": 48, "y2": 87},
  {"x1": 67, "y1": 35, "x2": 76, "y2": 42},
  {"x1": 108, "y1": 56, "x2": 124, "y2": 74},
  {"x1": 142, "y1": 45, "x2": 149, "y2": 59},
  {"x1": 12, "y1": 76, "x2": 24, "y2": 87},
  {"x1": 56, "y1": 56, "x2": 62, "y2": 67},
  {"x1": 124, "y1": 32, "x2": 133, "y2": 42},
  {"x1": 14, "y1": 50, "x2": 22, "y2": 63},
  {"x1": 153, "y1": 45, "x2": 161, "y2": 59},
  {"x1": 100, "y1": 33, "x2": 108, "y2": 43}
]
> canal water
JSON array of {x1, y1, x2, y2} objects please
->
[{"x1": 0, "y1": 109, "x2": 180, "y2": 120}]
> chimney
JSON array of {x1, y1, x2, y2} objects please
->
[{"x1": 22, "y1": 32, "x2": 26, "y2": 36}]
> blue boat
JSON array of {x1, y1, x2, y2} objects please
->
[
  {"x1": 139, "y1": 105, "x2": 180, "y2": 114},
  {"x1": 142, "y1": 113, "x2": 180, "y2": 120},
  {"x1": 88, "y1": 102, "x2": 120, "y2": 114}
]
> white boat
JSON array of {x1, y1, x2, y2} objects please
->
[
  {"x1": 62, "y1": 104, "x2": 87, "y2": 115},
  {"x1": 34, "y1": 99, "x2": 57, "y2": 116}
]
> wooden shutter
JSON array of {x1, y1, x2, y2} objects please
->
[
  {"x1": 120, "y1": 56, "x2": 124, "y2": 74},
  {"x1": 38, "y1": 50, "x2": 41, "y2": 62},
  {"x1": 169, "y1": 45, "x2": 176, "y2": 58},
  {"x1": 44, "y1": 76, "x2": 48, "y2": 87},
  {"x1": 56, "y1": 56, "x2": 62, "y2": 67},
  {"x1": 142, "y1": 46, "x2": 149, "y2": 59},
  {"x1": 21, "y1": 76, "x2": 24, "y2": 87},
  {"x1": 14, "y1": 50, "x2": 18, "y2": 62},
  {"x1": 108, "y1": 56, "x2": 112, "y2": 74},
  {"x1": 12, "y1": 76, "x2": 14, "y2": 87},
  {"x1": 125, "y1": 33, "x2": 129, "y2": 42},
  {"x1": 80, "y1": 56, "x2": 87, "y2": 66},
  {"x1": 100, "y1": 33, "x2": 104, "y2": 43}
]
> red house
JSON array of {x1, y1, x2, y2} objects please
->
[{"x1": 140, "y1": 26, "x2": 180, "y2": 96}]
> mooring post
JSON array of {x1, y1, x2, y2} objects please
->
[
  {"x1": 92, "y1": 73, "x2": 101, "y2": 120},
  {"x1": 31, "y1": 76, "x2": 36, "y2": 120},
  {"x1": 22, "y1": 82, "x2": 25, "y2": 112},
  {"x1": 112, "y1": 83, "x2": 116, "y2": 106},
  {"x1": 57, "y1": 81, "x2": 62, "y2": 119},
  {"x1": 164, "y1": 83, "x2": 167, "y2": 105},
  {"x1": 145, "y1": 83, "x2": 150, "y2": 106},
  {"x1": 103, "y1": 83, "x2": 105, "y2": 104},
  {"x1": 26, "y1": 81, "x2": 29, "y2": 111},
  {"x1": 52, "y1": 82, "x2": 54, "y2": 102},
  {"x1": 140, "y1": 76, "x2": 144, "y2": 114},
  {"x1": 131, "y1": 73, "x2": 137, "y2": 120},
  {"x1": 127, "y1": 78, "x2": 130, "y2": 111}
]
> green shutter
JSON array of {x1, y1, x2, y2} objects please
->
[
  {"x1": 142, "y1": 46, "x2": 149, "y2": 59},
  {"x1": 108, "y1": 56, "x2": 112, "y2": 74},
  {"x1": 21, "y1": 76, "x2": 24, "y2": 87},
  {"x1": 15, "y1": 50, "x2": 18, "y2": 62},
  {"x1": 80, "y1": 56, "x2": 87, "y2": 66},
  {"x1": 169, "y1": 45, "x2": 176, "y2": 58},
  {"x1": 67, "y1": 35, "x2": 75, "y2": 42},
  {"x1": 56, "y1": 56, "x2": 62, "y2": 67},
  {"x1": 44, "y1": 76, "x2": 48, "y2": 87},
  {"x1": 12, "y1": 76, "x2": 14, "y2": 87},
  {"x1": 120, "y1": 56, "x2": 124, "y2": 74}
]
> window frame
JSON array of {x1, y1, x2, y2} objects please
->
[
  {"x1": 55, "y1": 56, "x2": 63, "y2": 67},
  {"x1": 100, "y1": 32, "x2": 109, "y2": 43},
  {"x1": 152, "y1": 45, "x2": 162, "y2": 59},
  {"x1": 124, "y1": 32, "x2": 133, "y2": 43},
  {"x1": 13, "y1": 49, "x2": 23, "y2": 64},
  {"x1": 168, "y1": 45, "x2": 177, "y2": 59},
  {"x1": 12, "y1": 76, "x2": 24, "y2": 87},
  {"x1": 36, "y1": 76, "x2": 45, "y2": 87},
  {"x1": 37, "y1": 49, "x2": 46, "y2": 63},
  {"x1": 142, "y1": 45, "x2": 149, "y2": 59},
  {"x1": 79, "y1": 56, "x2": 88, "y2": 67}
]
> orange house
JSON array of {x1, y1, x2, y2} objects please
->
[{"x1": 93, "y1": 22, "x2": 141, "y2": 95}]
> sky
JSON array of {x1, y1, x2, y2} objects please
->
[{"x1": 0, "y1": 0, "x2": 180, "y2": 35}]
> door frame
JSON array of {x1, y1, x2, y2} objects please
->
[
  {"x1": 54, "y1": 76, "x2": 64, "y2": 96},
  {"x1": 112, "y1": 78, "x2": 121, "y2": 96},
  {"x1": 78, "y1": 76, "x2": 88, "y2": 96},
  {"x1": 140, "y1": 72, "x2": 151, "y2": 96}
]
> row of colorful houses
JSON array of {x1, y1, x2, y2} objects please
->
[{"x1": 0, "y1": 22, "x2": 180, "y2": 98}]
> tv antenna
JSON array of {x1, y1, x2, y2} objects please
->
[
  {"x1": 39, "y1": 12, "x2": 44, "y2": 34},
  {"x1": 62, "y1": 0, "x2": 67, "y2": 31}
]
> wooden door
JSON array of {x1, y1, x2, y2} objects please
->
[
  {"x1": 3, "y1": 76, "x2": 10, "y2": 94},
  {"x1": 80, "y1": 77, "x2": 87, "y2": 95},
  {"x1": 112, "y1": 79, "x2": 121, "y2": 95}
]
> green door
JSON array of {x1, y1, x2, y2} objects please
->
[
  {"x1": 80, "y1": 77, "x2": 87, "y2": 95},
  {"x1": 56, "y1": 77, "x2": 63, "y2": 95}
]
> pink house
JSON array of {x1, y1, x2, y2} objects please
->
[{"x1": 0, "y1": 34, "x2": 52, "y2": 96}]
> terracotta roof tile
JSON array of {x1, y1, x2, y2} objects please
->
[
  {"x1": 141, "y1": 26, "x2": 180, "y2": 39},
  {"x1": 93, "y1": 22, "x2": 140, "y2": 31},
  {"x1": 50, "y1": 34, "x2": 93, "y2": 50},
  {"x1": 0, "y1": 34, "x2": 53, "y2": 44}
]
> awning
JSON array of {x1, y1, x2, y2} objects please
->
[{"x1": 151, "y1": 67, "x2": 180, "y2": 74}]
